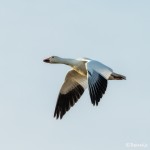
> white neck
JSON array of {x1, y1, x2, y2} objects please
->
[{"x1": 57, "y1": 57, "x2": 79, "y2": 67}]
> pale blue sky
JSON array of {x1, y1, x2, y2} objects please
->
[{"x1": 0, "y1": 0, "x2": 150, "y2": 150}]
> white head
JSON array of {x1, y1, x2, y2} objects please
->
[{"x1": 43, "y1": 56, "x2": 62, "y2": 64}]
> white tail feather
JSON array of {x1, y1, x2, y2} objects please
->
[{"x1": 109, "y1": 72, "x2": 126, "y2": 80}]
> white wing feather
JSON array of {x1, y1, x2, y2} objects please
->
[{"x1": 86, "y1": 60, "x2": 113, "y2": 79}]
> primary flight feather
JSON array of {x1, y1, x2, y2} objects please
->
[{"x1": 43, "y1": 56, "x2": 126, "y2": 119}]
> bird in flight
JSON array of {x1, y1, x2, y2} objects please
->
[{"x1": 43, "y1": 56, "x2": 126, "y2": 119}]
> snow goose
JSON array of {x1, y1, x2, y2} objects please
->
[{"x1": 43, "y1": 56, "x2": 126, "y2": 119}]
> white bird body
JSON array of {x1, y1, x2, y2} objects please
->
[{"x1": 43, "y1": 56, "x2": 126, "y2": 119}]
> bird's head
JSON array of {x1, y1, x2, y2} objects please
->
[{"x1": 43, "y1": 56, "x2": 61, "y2": 64}]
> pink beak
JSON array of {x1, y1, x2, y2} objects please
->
[{"x1": 43, "y1": 58, "x2": 50, "y2": 63}]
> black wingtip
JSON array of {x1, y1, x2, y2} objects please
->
[
  {"x1": 53, "y1": 85, "x2": 84, "y2": 119},
  {"x1": 88, "y1": 71, "x2": 108, "y2": 106}
]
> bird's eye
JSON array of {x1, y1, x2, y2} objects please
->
[{"x1": 51, "y1": 56, "x2": 54, "y2": 58}]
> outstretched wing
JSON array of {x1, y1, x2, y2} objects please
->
[
  {"x1": 54, "y1": 70, "x2": 87, "y2": 119},
  {"x1": 86, "y1": 60, "x2": 112, "y2": 105},
  {"x1": 87, "y1": 70, "x2": 107, "y2": 105}
]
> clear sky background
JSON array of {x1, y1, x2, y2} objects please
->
[{"x1": 0, "y1": 0, "x2": 150, "y2": 150}]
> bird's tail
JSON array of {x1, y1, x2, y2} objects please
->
[{"x1": 109, "y1": 72, "x2": 126, "y2": 80}]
